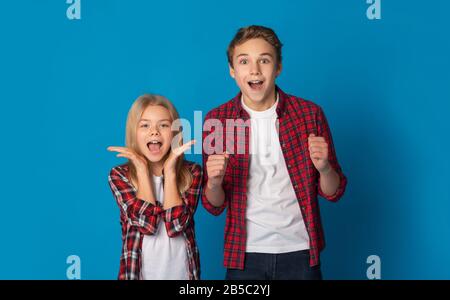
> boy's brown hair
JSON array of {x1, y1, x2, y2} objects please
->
[{"x1": 227, "y1": 25, "x2": 283, "y2": 68}]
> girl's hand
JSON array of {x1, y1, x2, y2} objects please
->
[
  {"x1": 107, "y1": 146, "x2": 148, "y2": 173},
  {"x1": 163, "y1": 140, "x2": 196, "y2": 176}
]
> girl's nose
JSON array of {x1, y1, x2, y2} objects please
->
[{"x1": 150, "y1": 127, "x2": 160, "y2": 136}]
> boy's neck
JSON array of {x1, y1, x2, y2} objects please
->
[{"x1": 242, "y1": 88, "x2": 277, "y2": 112}]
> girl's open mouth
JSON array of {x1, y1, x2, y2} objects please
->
[{"x1": 147, "y1": 141, "x2": 162, "y2": 154}]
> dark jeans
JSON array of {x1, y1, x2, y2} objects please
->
[{"x1": 225, "y1": 250, "x2": 322, "y2": 280}]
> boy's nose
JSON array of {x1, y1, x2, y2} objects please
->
[{"x1": 250, "y1": 64, "x2": 261, "y2": 75}]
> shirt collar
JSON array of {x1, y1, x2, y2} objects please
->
[{"x1": 233, "y1": 85, "x2": 287, "y2": 118}]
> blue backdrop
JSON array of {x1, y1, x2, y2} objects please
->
[{"x1": 0, "y1": 0, "x2": 449, "y2": 279}]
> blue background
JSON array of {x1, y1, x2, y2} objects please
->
[{"x1": 0, "y1": 0, "x2": 449, "y2": 279}]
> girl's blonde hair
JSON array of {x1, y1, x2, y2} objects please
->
[{"x1": 125, "y1": 94, "x2": 193, "y2": 194}]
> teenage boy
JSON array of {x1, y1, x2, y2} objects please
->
[{"x1": 202, "y1": 25, "x2": 347, "y2": 280}]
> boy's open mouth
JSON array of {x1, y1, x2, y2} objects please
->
[
  {"x1": 248, "y1": 80, "x2": 264, "y2": 90},
  {"x1": 147, "y1": 140, "x2": 162, "y2": 153}
]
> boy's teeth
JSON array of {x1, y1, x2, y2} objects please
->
[{"x1": 248, "y1": 80, "x2": 263, "y2": 89}]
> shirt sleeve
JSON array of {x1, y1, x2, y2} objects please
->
[
  {"x1": 161, "y1": 163, "x2": 203, "y2": 237},
  {"x1": 316, "y1": 106, "x2": 347, "y2": 202},
  {"x1": 108, "y1": 167, "x2": 162, "y2": 235}
]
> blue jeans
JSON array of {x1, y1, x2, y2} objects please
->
[{"x1": 225, "y1": 250, "x2": 322, "y2": 280}]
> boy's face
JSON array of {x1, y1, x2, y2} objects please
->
[
  {"x1": 136, "y1": 105, "x2": 174, "y2": 163},
  {"x1": 229, "y1": 38, "x2": 282, "y2": 108}
]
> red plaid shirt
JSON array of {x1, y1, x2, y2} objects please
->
[
  {"x1": 108, "y1": 161, "x2": 202, "y2": 280},
  {"x1": 201, "y1": 86, "x2": 347, "y2": 269}
]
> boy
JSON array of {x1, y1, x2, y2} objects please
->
[{"x1": 202, "y1": 25, "x2": 347, "y2": 280}]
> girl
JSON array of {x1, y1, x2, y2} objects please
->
[{"x1": 107, "y1": 94, "x2": 202, "y2": 280}]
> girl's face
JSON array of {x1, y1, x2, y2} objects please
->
[{"x1": 136, "y1": 105, "x2": 174, "y2": 163}]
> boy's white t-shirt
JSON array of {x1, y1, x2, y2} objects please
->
[
  {"x1": 140, "y1": 175, "x2": 189, "y2": 280},
  {"x1": 242, "y1": 94, "x2": 310, "y2": 253}
]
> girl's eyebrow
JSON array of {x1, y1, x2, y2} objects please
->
[{"x1": 139, "y1": 118, "x2": 171, "y2": 122}]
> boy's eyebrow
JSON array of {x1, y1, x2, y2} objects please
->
[{"x1": 235, "y1": 53, "x2": 274, "y2": 58}]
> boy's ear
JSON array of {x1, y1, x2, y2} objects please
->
[
  {"x1": 276, "y1": 63, "x2": 283, "y2": 77},
  {"x1": 229, "y1": 64, "x2": 235, "y2": 78}
]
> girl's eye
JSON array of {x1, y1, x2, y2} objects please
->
[
  {"x1": 160, "y1": 123, "x2": 170, "y2": 128},
  {"x1": 140, "y1": 124, "x2": 149, "y2": 128}
]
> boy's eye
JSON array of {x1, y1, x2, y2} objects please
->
[
  {"x1": 239, "y1": 59, "x2": 248, "y2": 65},
  {"x1": 260, "y1": 58, "x2": 270, "y2": 64}
]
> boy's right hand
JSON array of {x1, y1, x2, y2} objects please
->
[{"x1": 206, "y1": 152, "x2": 229, "y2": 189}]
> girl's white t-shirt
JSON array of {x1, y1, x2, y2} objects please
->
[
  {"x1": 140, "y1": 175, "x2": 189, "y2": 280},
  {"x1": 242, "y1": 95, "x2": 310, "y2": 253}
]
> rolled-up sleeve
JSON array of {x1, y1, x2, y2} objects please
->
[
  {"x1": 162, "y1": 164, "x2": 203, "y2": 237},
  {"x1": 108, "y1": 167, "x2": 162, "y2": 235},
  {"x1": 316, "y1": 107, "x2": 347, "y2": 202}
]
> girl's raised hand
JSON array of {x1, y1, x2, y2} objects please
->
[
  {"x1": 107, "y1": 146, "x2": 148, "y2": 173},
  {"x1": 163, "y1": 140, "x2": 196, "y2": 175}
]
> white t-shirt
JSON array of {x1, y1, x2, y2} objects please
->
[
  {"x1": 242, "y1": 95, "x2": 310, "y2": 253},
  {"x1": 140, "y1": 175, "x2": 189, "y2": 280}
]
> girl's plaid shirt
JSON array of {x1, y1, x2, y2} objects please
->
[{"x1": 108, "y1": 161, "x2": 202, "y2": 280}]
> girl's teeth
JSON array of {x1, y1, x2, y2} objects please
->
[{"x1": 148, "y1": 142, "x2": 161, "y2": 153}]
